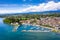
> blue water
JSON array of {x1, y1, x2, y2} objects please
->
[{"x1": 0, "y1": 18, "x2": 60, "y2": 40}]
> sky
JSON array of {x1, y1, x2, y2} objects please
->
[{"x1": 0, "y1": 0, "x2": 60, "y2": 14}]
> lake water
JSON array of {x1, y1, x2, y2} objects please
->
[{"x1": 0, "y1": 18, "x2": 60, "y2": 40}]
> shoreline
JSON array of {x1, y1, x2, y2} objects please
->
[
  {"x1": 22, "y1": 23, "x2": 53, "y2": 29},
  {"x1": 22, "y1": 23, "x2": 52, "y2": 32},
  {"x1": 22, "y1": 23, "x2": 60, "y2": 33},
  {"x1": 12, "y1": 25, "x2": 20, "y2": 32}
]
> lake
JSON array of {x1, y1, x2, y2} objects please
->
[{"x1": 0, "y1": 18, "x2": 60, "y2": 40}]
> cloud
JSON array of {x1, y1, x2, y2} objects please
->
[
  {"x1": 22, "y1": 1, "x2": 60, "y2": 12},
  {"x1": 0, "y1": 1, "x2": 60, "y2": 14}
]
